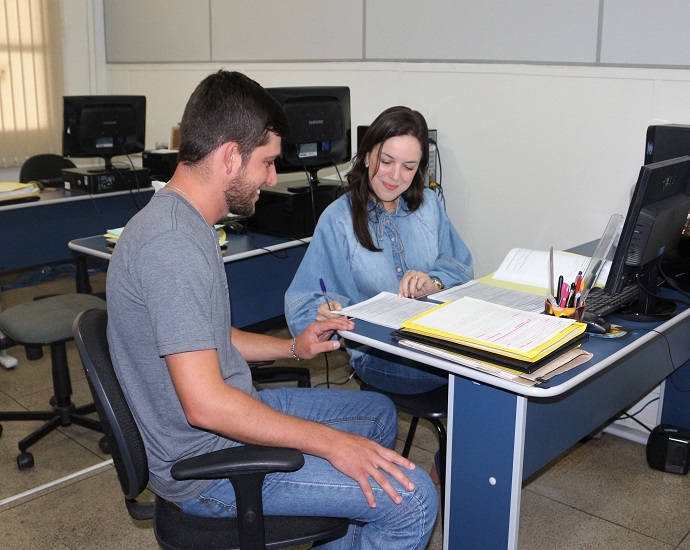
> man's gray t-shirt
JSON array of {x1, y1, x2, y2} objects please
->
[{"x1": 106, "y1": 189, "x2": 257, "y2": 502}]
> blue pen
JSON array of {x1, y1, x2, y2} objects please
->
[{"x1": 319, "y1": 278, "x2": 334, "y2": 311}]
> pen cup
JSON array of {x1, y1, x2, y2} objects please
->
[{"x1": 544, "y1": 299, "x2": 585, "y2": 321}]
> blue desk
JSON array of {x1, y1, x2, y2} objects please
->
[
  {"x1": 0, "y1": 187, "x2": 154, "y2": 273},
  {"x1": 69, "y1": 232, "x2": 308, "y2": 329},
  {"x1": 339, "y1": 295, "x2": 690, "y2": 549}
]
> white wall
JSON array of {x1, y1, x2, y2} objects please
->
[{"x1": 62, "y1": 2, "x2": 690, "y2": 278}]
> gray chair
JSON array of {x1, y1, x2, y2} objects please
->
[
  {"x1": 19, "y1": 154, "x2": 75, "y2": 185},
  {"x1": 73, "y1": 308, "x2": 349, "y2": 550},
  {"x1": 0, "y1": 293, "x2": 108, "y2": 469}
]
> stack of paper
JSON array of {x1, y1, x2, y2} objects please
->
[
  {"x1": 0, "y1": 182, "x2": 40, "y2": 203},
  {"x1": 399, "y1": 296, "x2": 586, "y2": 365},
  {"x1": 104, "y1": 226, "x2": 228, "y2": 246}
]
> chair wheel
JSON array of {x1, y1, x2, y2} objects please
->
[
  {"x1": 99, "y1": 436, "x2": 111, "y2": 454},
  {"x1": 17, "y1": 452, "x2": 34, "y2": 470}
]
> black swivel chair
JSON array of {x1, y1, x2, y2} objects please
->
[
  {"x1": 19, "y1": 154, "x2": 76, "y2": 185},
  {"x1": 73, "y1": 309, "x2": 349, "y2": 550},
  {"x1": 360, "y1": 382, "x2": 447, "y2": 515}
]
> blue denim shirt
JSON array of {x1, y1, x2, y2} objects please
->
[{"x1": 285, "y1": 188, "x2": 474, "y2": 337}]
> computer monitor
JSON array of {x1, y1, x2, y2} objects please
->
[
  {"x1": 266, "y1": 86, "x2": 351, "y2": 188},
  {"x1": 62, "y1": 95, "x2": 146, "y2": 172},
  {"x1": 604, "y1": 156, "x2": 690, "y2": 319},
  {"x1": 645, "y1": 124, "x2": 690, "y2": 165}
]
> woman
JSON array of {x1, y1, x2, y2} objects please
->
[{"x1": 285, "y1": 105, "x2": 474, "y2": 395}]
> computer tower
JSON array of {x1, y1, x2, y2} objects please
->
[
  {"x1": 62, "y1": 167, "x2": 150, "y2": 194},
  {"x1": 247, "y1": 185, "x2": 345, "y2": 239}
]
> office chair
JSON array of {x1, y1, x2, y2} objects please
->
[
  {"x1": 359, "y1": 382, "x2": 447, "y2": 515},
  {"x1": 249, "y1": 360, "x2": 311, "y2": 389},
  {"x1": 73, "y1": 309, "x2": 349, "y2": 550},
  {"x1": 0, "y1": 293, "x2": 108, "y2": 469},
  {"x1": 19, "y1": 154, "x2": 76, "y2": 185}
]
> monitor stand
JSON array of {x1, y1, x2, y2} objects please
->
[{"x1": 617, "y1": 259, "x2": 676, "y2": 322}]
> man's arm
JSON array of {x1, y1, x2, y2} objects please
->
[
  {"x1": 231, "y1": 317, "x2": 351, "y2": 362},
  {"x1": 166, "y1": 347, "x2": 416, "y2": 508}
]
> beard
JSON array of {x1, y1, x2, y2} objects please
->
[{"x1": 223, "y1": 166, "x2": 259, "y2": 216}]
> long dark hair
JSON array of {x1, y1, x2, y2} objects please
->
[
  {"x1": 348, "y1": 106, "x2": 429, "y2": 251},
  {"x1": 178, "y1": 71, "x2": 289, "y2": 166}
]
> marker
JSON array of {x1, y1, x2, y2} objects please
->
[
  {"x1": 319, "y1": 278, "x2": 334, "y2": 311},
  {"x1": 559, "y1": 281, "x2": 569, "y2": 307}
]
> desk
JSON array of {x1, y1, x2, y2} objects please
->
[
  {"x1": 68, "y1": 232, "x2": 309, "y2": 329},
  {"x1": 0, "y1": 187, "x2": 154, "y2": 273},
  {"x1": 339, "y1": 294, "x2": 690, "y2": 548}
]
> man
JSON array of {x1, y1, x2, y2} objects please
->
[{"x1": 106, "y1": 70, "x2": 437, "y2": 548}]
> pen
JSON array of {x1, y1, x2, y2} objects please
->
[
  {"x1": 556, "y1": 275, "x2": 564, "y2": 302},
  {"x1": 319, "y1": 278, "x2": 334, "y2": 311}
]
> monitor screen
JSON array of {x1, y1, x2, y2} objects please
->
[
  {"x1": 63, "y1": 95, "x2": 146, "y2": 171},
  {"x1": 266, "y1": 86, "x2": 351, "y2": 186},
  {"x1": 604, "y1": 156, "x2": 690, "y2": 318}
]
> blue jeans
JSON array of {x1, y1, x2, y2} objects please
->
[
  {"x1": 349, "y1": 342, "x2": 448, "y2": 395},
  {"x1": 177, "y1": 388, "x2": 437, "y2": 549}
]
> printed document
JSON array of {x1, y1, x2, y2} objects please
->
[
  {"x1": 401, "y1": 296, "x2": 585, "y2": 362},
  {"x1": 334, "y1": 292, "x2": 438, "y2": 328}
]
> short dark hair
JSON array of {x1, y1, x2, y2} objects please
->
[
  {"x1": 177, "y1": 70, "x2": 289, "y2": 165},
  {"x1": 347, "y1": 106, "x2": 430, "y2": 251}
]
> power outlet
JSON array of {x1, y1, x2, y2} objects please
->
[{"x1": 427, "y1": 129, "x2": 438, "y2": 187}]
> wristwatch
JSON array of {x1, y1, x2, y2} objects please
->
[{"x1": 430, "y1": 277, "x2": 444, "y2": 291}]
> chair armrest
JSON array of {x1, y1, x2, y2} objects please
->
[
  {"x1": 171, "y1": 444, "x2": 304, "y2": 480},
  {"x1": 171, "y1": 445, "x2": 306, "y2": 550}
]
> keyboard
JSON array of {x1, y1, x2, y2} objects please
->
[{"x1": 584, "y1": 285, "x2": 640, "y2": 317}]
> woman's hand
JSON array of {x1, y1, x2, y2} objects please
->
[
  {"x1": 399, "y1": 270, "x2": 437, "y2": 298},
  {"x1": 316, "y1": 300, "x2": 343, "y2": 321}
]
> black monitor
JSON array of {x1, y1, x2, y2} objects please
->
[
  {"x1": 645, "y1": 124, "x2": 690, "y2": 165},
  {"x1": 62, "y1": 95, "x2": 146, "y2": 172},
  {"x1": 266, "y1": 86, "x2": 351, "y2": 188},
  {"x1": 605, "y1": 156, "x2": 690, "y2": 319}
]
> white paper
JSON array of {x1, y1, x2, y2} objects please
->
[
  {"x1": 334, "y1": 292, "x2": 438, "y2": 328},
  {"x1": 493, "y1": 248, "x2": 610, "y2": 289},
  {"x1": 407, "y1": 296, "x2": 575, "y2": 354},
  {"x1": 433, "y1": 281, "x2": 545, "y2": 312}
]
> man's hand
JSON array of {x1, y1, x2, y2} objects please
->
[
  {"x1": 323, "y1": 430, "x2": 416, "y2": 508},
  {"x1": 293, "y1": 317, "x2": 354, "y2": 360}
]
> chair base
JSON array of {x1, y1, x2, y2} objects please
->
[{"x1": 0, "y1": 401, "x2": 103, "y2": 469}]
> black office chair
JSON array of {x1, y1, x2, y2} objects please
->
[
  {"x1": 73, "y1": 309, "x2": 349, "y2": 550},
  {"x1": 0, "y1": 294, "x2": 108, "y2": 469},
  {"x1": 249, "y1": 361, "x2": 311, "y2": 389},
  {"x1": 360, "y1": 382, "x2": 447, "y2": 515},
  {"x1": 19, "y1": 154, "x2": 76, "y2": 185}
]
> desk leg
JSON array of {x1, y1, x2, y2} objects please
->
[
  {"x1": 74, "y1": 256, "x2": 92, "y2": 294},
  {"x1": 445, "y1": 375, "x2": 527, "y2": 550}
]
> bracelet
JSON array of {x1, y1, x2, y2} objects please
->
[
  {"x1": 291, "y1": 337, "x2": 301, "y2": 361},
  {"x1": 430, "y1": 277, "x2": 444, "y2": 291}
]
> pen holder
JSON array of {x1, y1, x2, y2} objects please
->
[{"x1": 544, "y1": 299, "x2": 585, "y2": 321}]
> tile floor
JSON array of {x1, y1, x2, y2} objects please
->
[{"x1": 1, "y1": 271, "x2": 690, "y2": 549}]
